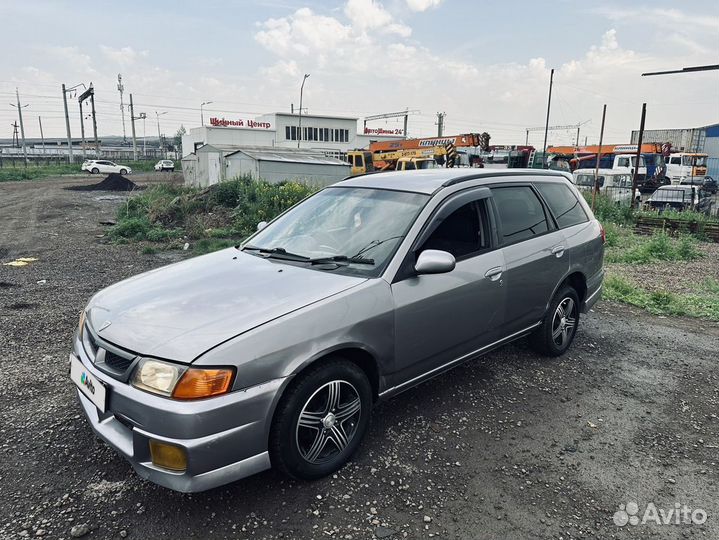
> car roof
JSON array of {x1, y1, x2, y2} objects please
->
[{"x1": 334, "y1": 168, "x2": 571, "y2": 194}]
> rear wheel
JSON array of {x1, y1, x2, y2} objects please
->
[
  {"x1": 530, "y1": 285, "x2": 580, "y2": 357},
  {"x1": 269, "y1": 359, "x2": 371, "y2": 480}
]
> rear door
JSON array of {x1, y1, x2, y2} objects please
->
[
  {"x1": 390, "y1": 188, "x2": 506, "y2": 386},
  {"x1": 490, "y1": 183, "x2": 569, "y2": 335}
]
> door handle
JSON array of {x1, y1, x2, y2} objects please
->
[
  {"x1": 551, "y1": 245, "x2": 565, "y2": 258},
  {"x1": 485, "y1": 267, "x2": 503, "y2": 281}
]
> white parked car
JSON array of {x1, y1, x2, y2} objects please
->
[
  {"x1": 154, "y1": 159, "x2": 175, "y2": 172},
  {"x1": 81, "y1": 160, "x2": 132, "y2": 175}
]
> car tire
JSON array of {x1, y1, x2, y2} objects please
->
[
  {"x1": 91, "y1": 167, "x2": 99, "y2": 174},
  {"x1": 529, "y1": 285, "x2": 580, "y2": 357},
  {"x1": 269, "y1": 359, "x2": 372, "y2": 480},
  {"x1": 120, "y1": 169, "x2": 127, "y2": 175}
]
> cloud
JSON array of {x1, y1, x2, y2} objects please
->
[
  {"x1": 45, "y1": 46, "x2": 95, "y2": 74},
  {"x1": 406, "y1": 0, "x2": 443, "y2": 11},
  {"x1": 100, "y1": 46, "x2": 147, "y2": 66}
]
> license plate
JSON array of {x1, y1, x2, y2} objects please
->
[{"x1": 70, "y1": 354, "x2": 107, "y2": 412}]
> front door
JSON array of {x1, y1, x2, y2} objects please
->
[{"x1": 390, "y1": 191, "x2": 506, "y2": 388}]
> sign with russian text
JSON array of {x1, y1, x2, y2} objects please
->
[
  {"x1": 209, "y1": 117, "x2": 272, "y2": 129},
  {"x1": 364, "y1": 127, "x2": 404, "y2": 136}
]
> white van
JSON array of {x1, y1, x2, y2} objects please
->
[{"x1": 573, "y1": 169, "x2": 634, "y2": 205}]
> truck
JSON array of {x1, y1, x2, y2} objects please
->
[
  {"x1": 348, "y1": 133, "x2": 483, "y2": 175},
  {"x1": 665, "y1": 152, "x2": 708, "y2": 185}
]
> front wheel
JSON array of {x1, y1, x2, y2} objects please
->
[
  {"x1": 119, "y1": 169, "x2": 127, "y2": 175},
  {"x1": 269, "y1": 359, "x2": 371, "y2": 480},
  {"x1": 529, "y1": 285, "x2": 580, "y2": 357},
  {"x1": 91, "y1": 167, "x2": 99, "y2": 174}
]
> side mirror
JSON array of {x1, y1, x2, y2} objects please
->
[
  {"x1": 415, "y1": 250, "x2": 456, "y2": 275},
  {"x1": 257, "y1": 221, "x2": 268, "y2": 231}
]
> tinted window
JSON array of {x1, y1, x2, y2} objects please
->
[
  {"x1": 491, "y1": 186, "x2": 549, "y2": 244},
  {"x1": 421, "y1": 201, "x2": 488, "y2": 259},
  {"x1": 535, "y1": 183, "x2": 588, "y2": 229}
]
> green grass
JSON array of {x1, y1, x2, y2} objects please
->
[
  {"x1": 109, "y1": 175, "x2": 318, "y2": 254},
  {"x1": 604, "y1": 274, "x2": 719, "y2": 321},
  {"x1": 605, "y1": 231, "x2": 702, "y2": 264},
  {"x1": 0, "y1": 159, "x2": 179, "y2": 182}
]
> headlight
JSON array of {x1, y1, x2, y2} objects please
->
[{"x1": 131, "y1": 358, "x2": 234, "y2": 399}]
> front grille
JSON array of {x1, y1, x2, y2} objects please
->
[
  {"x1": 105, "y1": 351, "x2": 133, "y2": 372},
  {"x1": 82, "y1": 322, "x2": 137, "y2": 379}
]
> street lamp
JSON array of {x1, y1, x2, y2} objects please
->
[
  {"x1": 298, "y1": 73, "x2": 310, "y2": 149},
  {"x1": 201, "y1": 101, "x2": 213, "y2": 126},
  {"x1": 156, "y1": 111, "x2": 167, "y2": 158}
]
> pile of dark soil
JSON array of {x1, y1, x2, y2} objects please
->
[{"x1": 65, "y1": 173, "x2": 141, "y2": 192}]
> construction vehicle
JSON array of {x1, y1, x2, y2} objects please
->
[
  {"x1": 348, "y1": 144, "x2": 456, "y2": 175},
  {"x1": 348, "y1": 133, "x2": 482, "y2": 175}
]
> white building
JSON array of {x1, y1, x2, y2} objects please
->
[
  {"x1": 181, "y1": 112, "x2": 403, "y2": 161},
  {"x1": 182, "y1": 144, "x2": 351, "y2": 188}
]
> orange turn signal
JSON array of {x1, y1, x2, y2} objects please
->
[{"x1": 171, "y1": 368, "x2": 234, "y2": 400}]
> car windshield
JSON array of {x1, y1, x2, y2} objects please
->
[
  {"x1": 575, "y1": 174, "x2": 598, "y2": 187},
  {"x1": 243, "y1": 187, "x2": 429, "y2": 276}
]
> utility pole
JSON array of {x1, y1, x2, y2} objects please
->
[
  {"x1": 79, "y1": 98, "x2": 86, "y2": 160},
  {"x1": 632, "y1": 103, "x2": 647, "y2": 209},
  {"x1": 38, "y1": 116, "x2": 46, "y2": 155},
  {"x1": 436, "y1": 112, "x2": 446, "y2": 137},
  {"x1": 62, "y1": 84, "x2": 73, "y2": 163},
  {"x1": 89, "y1": 84, "x2": 99, "y2": 157},
  {"x1": 201, "y1": 101, "x2": 213, "y2": 126},
  {"x1": 542, "y1": 68, "x2": 555, "y2": 168},
  {"x1": 156, "y1": 111, "x2": 167, "y2": 158},
  {"x1": 129, "y1": 93, "x2": 137, "y2": 160},
  {"x1": 525, "y1": 129, "x2": 529, "y2": 146},
  {"x1": 11, "y1": 121, "x2": 19, "y2": 148},
  {"x1": 118, "y1": 74, "x2": 127, "y2": 143},
  {"x1": 142, "y1": 114, "x2": 147, "y2": 156},
  {"x1": 11, "y1": 89, "x2": 28, "y2": 165},
  {"x1": 62, "y1": 83, "x2": 84, "y2": 163},
  {"x1": 298, "y1": 73, "x2": 310, "y2": 148},
  {"x1": 576, "y1": 125, "x2": 581, "y2": 146},
  {"x1": 591, "y1": 104, "x2": 607, "y2": 212}
]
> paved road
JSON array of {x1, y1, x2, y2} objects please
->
[{"x1": 1, "y1": 177, "x2": 717, "y2": 539}]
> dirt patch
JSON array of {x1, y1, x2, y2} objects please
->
[
  {"x1": 4, "y1": 302, "x2": 34, "y2": 310},
  {"x1": 608, "y1": 241, "x2": 719, "y2": 294},
  {"x1": 65, "y1": 173, "x2": 140, "y2": 192}
]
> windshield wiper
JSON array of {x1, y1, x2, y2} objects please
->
[
  {"x1": 306, "y1": 255, "x2": 375, "y2": 266},
  {"x1": 350, "y1": 235, "x2": 405, "y2": 259},
  {"x1": 241, "y1": 245, "x2": 310, "y2": 261}
]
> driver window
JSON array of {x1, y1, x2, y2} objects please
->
[{"x1": 420, "y1": 200, "x2": 489, "y2": 259}]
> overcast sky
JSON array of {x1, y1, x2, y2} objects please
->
[{"x1": 1, "y1": 0, "x2": 717, "y2": 146}]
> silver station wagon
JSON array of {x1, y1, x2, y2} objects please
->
[{"x1": 70, "y1": 169, "x2": 604, "y2": 492}]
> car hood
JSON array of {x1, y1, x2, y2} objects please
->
[{"x1": 86, "y1": 249, "x2": 367, "y2": 363}]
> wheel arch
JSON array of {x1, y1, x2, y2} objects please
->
[
  {"x1": 264, "y1": 345, "x2": 381, "y2": 446},
  {"x1": 547, "y1": 270, "x2": 587, "y2": 313}
]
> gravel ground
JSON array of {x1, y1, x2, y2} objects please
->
[
  {"x1": 1, "y1": 176, "x2": 718, "y2": 540},
  {"x1": 607, "y1": 241, "x2": 719, "y2": 295}
]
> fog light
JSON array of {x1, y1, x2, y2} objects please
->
[{"x1": 149, "y1": 440, "x2": 187, "y2": 472}]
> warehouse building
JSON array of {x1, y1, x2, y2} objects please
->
[
  {"x1": 631, "y1": 122, "x2": 719, "y2": 177},
  {"x1": 182, "y1": 144, "x2": 350, "y2": 188}
]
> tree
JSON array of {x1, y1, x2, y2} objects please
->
[{"x1": 174, "y1": 125, "x2": 187, "y2": 154}]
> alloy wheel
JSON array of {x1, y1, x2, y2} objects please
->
[
  {"x1": 295, "y1": 380, "x2": 362, "y2": 464},
  {"x1": 551, "y1": 297, "x2": 577, "y2": 348}
]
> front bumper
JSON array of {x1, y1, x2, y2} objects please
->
[{"x1": 71, "y1": 334, "x2": 285, "y2": 492}]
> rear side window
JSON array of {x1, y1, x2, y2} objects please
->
[
  {"x1": 491, "y1": 186, "x2": 549, "y2": 244},
  {"x1": 535, "y1": 183, "x2": 588, "y2": 229}
]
